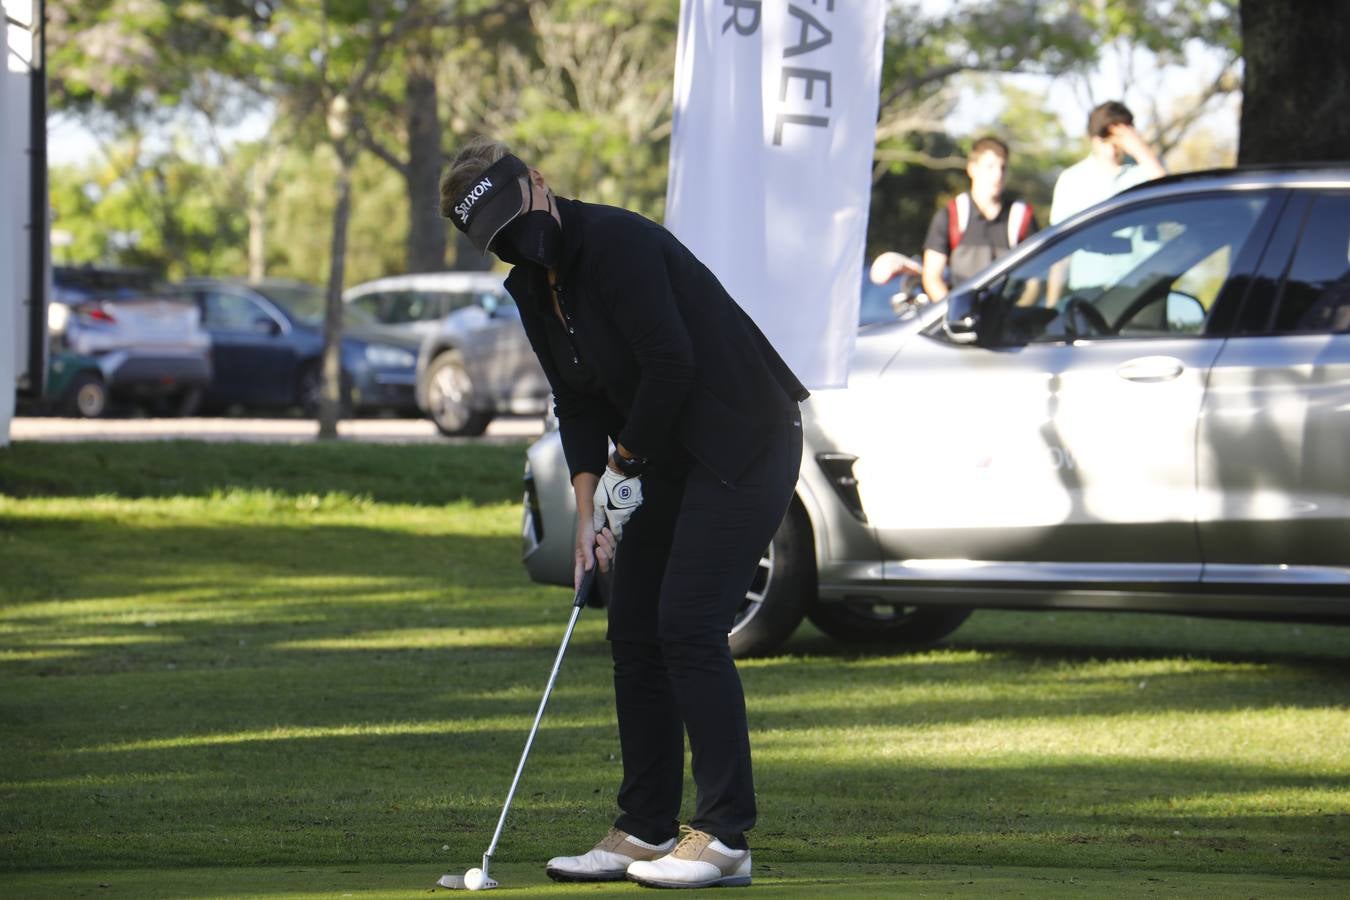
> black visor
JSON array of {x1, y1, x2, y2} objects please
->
[{"x1": 448, "y1": 154, "x2": 531, "y2": 254}]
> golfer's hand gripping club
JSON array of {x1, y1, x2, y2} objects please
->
[{"x1": 592, "y1": 467, "x2": 642, "y2": 541}]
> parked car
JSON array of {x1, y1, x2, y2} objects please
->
[
  {"x1": 48, "y1": 266, "x2": 212, "y2": 417},
  {"x1": 522, "y1": 166, "x2": 1350, "y2": 656},
  {"x1": 346, "y1": 271, "x2": 548, "y2": 436},
  {"x1": 39, "y1": 350, "x2": 111, "y2": 418},
  {"x1": 168, "y1": 278, "x2": 421, "y2": 416},
  {"x1": 345, "y1": 271, "x2": 502, "y2": 338}
]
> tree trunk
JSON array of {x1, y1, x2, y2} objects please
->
[
  {"x1": 247, "y1": 155, "x2": 271, "y2": 281},
  {"x1": 453, "y1": 231, "x2": 494, "y2": 271},
  {"x1": 318, "y1": 147, "x2": 354, "y2": 440},
  {"x1": 1238, "y1": 0, "x2": 1350, "y2": 164},
  {"x1": 405, "y1": 67, "x2": 447, "y2": 272}
]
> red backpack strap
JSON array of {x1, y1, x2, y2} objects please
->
[
  {"x1": 947, "y1": 193, "x2": 970, "y2": 252},
  {"x1": 1008, "y1": 201, "x2": 1034, "y2": 246}
]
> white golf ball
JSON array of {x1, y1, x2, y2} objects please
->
[{"x1": 463, "y1": 867, "x2": 487, "y2": 891}]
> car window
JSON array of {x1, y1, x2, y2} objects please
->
[
  {"x1": 349, "y1": 292, "x2": 386, "y2": 322},
  {"x1": 202, "y1": 291, "x2": 272, "y2": 330},
  {"x1": 355, "y1": 290, "x2": 427, "y2": 325},
  {"x1": 986, "y1": 194, "x2": 1270, "y2": 345},
  {"x1": 438, "y1": 291, "x2": 475, "y2": 315},
  {"x1": 253, "y1": 283, "x2": 326, "y2": 326},
  {"x1": 1272, "y1": 193, "x2": 1350, "y2": 334}
]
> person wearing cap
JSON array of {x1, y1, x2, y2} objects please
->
[{"x1": 440, "y1": 137, "x2": 807, "y2": 889}]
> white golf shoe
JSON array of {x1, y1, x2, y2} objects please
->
[
  {"x1": 545, "y1": 826, "x2": 676, "y2": 883},
  {"x1": 626, "y1": 825, "x2": 751, "y2": 889}
]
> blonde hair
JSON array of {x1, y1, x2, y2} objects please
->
[{"x1": 440, "y1": 136, "x2": 513, "y2": 219}]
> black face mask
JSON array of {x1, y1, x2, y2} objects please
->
[{"x1": 493, "y1": 186, "x2": 561, "y2": 268}]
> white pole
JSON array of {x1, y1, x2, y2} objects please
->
[{"x1": 0, "y1": 0, "x2": 18, "y2": 446}]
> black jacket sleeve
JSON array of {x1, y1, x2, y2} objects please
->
[
  {"x1": 508, "y1": 269, "x2": 610, "y2": 481},
  {"x1": 553, "y1": 379, "x2": 611, "y2": 482},
  {"x1": 590, "y1": 223, "x2": 696, "y2": 459}
]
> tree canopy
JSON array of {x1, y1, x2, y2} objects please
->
[{"x1": 48, "y1": 0, "x2": 1246, "y2": 282}]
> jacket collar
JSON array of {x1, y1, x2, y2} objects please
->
[
  {"x1": 503, "y1": 195, "x2": 583, "y2": 300},
  {"x1": 554, "y1": 196, "x2": 584, "y2": 279}
]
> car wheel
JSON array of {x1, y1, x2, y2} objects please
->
[
  {"x1": 807, "y1": 599, "x2": 972, "y2": 648},
  {"x1": 65, "y1": 373, "x2": 108, "y2": 418},
  {"x1": 298, "y1": 365, "x2": 352, "y2": 418},
  {"x1": 426, "y1": 351, "x2": 492, "y2": 437},
  {"x1": 728, "y1": 503, "x2": 811, "y2": 658}
]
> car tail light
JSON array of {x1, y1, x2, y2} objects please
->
[
  {"x1": 77, "y1": 303, "x2": 116, "y2": 324},
  {"x1": 816, "y1": 453, "x2": 867, "y2": 523}
]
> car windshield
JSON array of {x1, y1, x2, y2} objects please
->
[
  {"x1": 254, "y1": 284, "x2": 375, "y2": 327},
  {"x1": 860, "y1": 276, "x2": 902, "y2": 325}
]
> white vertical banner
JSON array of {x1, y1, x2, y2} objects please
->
[
  {"x1": 1, "y1": 0, "x2": 27, "y2": 444},
  {"x1": 665, "y1": 0, "x2": 885, "y2": 389}
]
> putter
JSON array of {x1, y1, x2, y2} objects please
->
[{"x1": 438, "y1": 563, "x2": 599, "y2": 891}]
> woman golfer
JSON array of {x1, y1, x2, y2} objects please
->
[{"x1": 441, "y1": 137, "x2": 806, "y2": 889}]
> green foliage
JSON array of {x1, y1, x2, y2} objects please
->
[
  {"x1": 452, "y1": 0, "x2": 679, "y2": 221},
  {"x1": 46, "y1": 0, "x2": 1241, "y2": 281},
  {"x1": 48, "y1": 0, "x2": 271, "y2": 123},
  {"x1": 49, "y1": 145, "x2": 249, "y2": 280},
  {"x1": 866, "y1": 133, "x2": 967, "y2": 258},
  {"x1": 265, "y1": 146, "x2": 409, "y2": 287}
]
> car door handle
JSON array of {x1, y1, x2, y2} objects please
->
[{"x1": 1116, "y1": 356, "x2": 1184, "y2": 383}]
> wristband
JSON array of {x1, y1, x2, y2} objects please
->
[{"x1": 611, "y1": 450, "x2": 649, "y2": 477}]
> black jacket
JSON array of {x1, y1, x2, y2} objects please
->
[{"x1": 505, "y1": 197, "x2": 808, "y2": 487}]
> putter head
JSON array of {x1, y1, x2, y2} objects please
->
[{"x1": 436, "y1": 871, "x2": 499, "y2": 891}]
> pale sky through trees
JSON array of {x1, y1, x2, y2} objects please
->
[{"x1": 48, "y1": 1, "x2": 1240, "y2": 167}]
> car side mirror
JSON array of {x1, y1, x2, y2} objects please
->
[
  {"x1": 944, "y1": 274, "x2": 1007, "y2": 345},
  {"x1": 943, "y1": 290, "x2": 981, "y2": 344},
  {"x1": 1166, "y1": 291, "x2": 1205, "y2": 331},
  {"x1": 252, "y1": 316, "x2": 280, "y2": 336}
]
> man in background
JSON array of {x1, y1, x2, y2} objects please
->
[
  {"x1": 919, "y1": 136, "x2": 1038, "y2": 302},
  {"x1": 1050, "y1": 101, "x2": 1166, "y2": 225}
]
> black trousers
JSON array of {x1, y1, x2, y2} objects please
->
[{"x1": 605, "y1": 419, "x2": 802, "y2": 851}]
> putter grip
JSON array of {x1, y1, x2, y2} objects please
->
[{"x1": 573, "y1": 565, "x2": 598, "y2": 609}]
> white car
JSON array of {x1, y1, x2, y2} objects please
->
[{"x1": 523, "y1": 166, "x2": 1350, "y2": 657}]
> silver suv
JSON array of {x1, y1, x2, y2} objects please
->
[
  {"x1": 522, "y1": 166, "x2": 1350, "y2": 656},
  {"x1": 345, "y1": 273, "x2": 549, "y2": 436}
]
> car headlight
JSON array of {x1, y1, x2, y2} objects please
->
[{"x1": 364, "y1": 344, "x2": 416, "y2": 368}]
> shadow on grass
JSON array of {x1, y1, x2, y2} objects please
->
[
  {"x1": 780, "y1": 616, "x2": 1350, "y2": 669},
  {"x1": 0, "y1": 441, "x2": 527, "y2": 507},
  {"x1": 5, "y1": 742, "x2": 1348, "y2": 876}
]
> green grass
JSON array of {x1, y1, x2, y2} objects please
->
[
  {"x1": 1, "y1": 862, "x2": 1341, "y2": 898},
  {"x1": 2, "y1": 441, "x2": 1348, "y2": 896}
]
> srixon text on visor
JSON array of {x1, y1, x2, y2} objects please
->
[
  {"x1": 455, "y1": 178, "x2": 493, "y2": 225},
  {"x1": 724, "y1": 1, "x2": 836, "y2": 146}
]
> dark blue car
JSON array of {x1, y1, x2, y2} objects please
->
[{"x1": 168, "y1": 279, "x2": 421, "y2": 415}]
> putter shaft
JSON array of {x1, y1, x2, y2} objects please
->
[{"x1": 479, "y1": 565, "x2": 597, "y2": 874}]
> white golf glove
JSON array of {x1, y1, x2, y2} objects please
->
[{"x1": 592, "y1": 466, "x2": 643, "y2": 541}]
